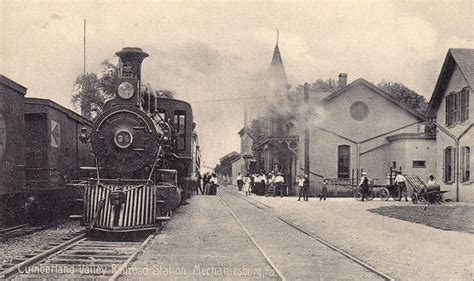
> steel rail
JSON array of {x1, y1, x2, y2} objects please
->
[
  {"x1": 0, "y1": 233, "x2": 88, "y2": 279},
  {"x1": 226, "y1": 187, "x2": 394, "y2": 281},
  {"x1": 275, "y1": 216, "x2": 394, "y2": 281},
  {"x1": 217, "y1": 194, "x2": 286, "y2": 281},
  {"x1": 108, "y1": 233, "x2": 155, "y2": 281},
  {"x1": 0, "y1": 223, "x2": 29, "y2": 235}
]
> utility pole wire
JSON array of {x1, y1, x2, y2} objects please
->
[{"x1": 187, "y1": 93, "x2": 294, "y2": 104}]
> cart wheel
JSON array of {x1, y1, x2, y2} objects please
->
[
  {"x1": 367, "y1": 188, "x2": 375, "y2": 201},
  {"x1": 412, "y1": 193, "x2": 418, "y2": 204},
  {"x1": 380, "y1": 188, "x2": 389, "y2": 201},
  {"x1": 426, "y1": 194, "x2": 437, "y2": 204},
  {"x1": 354, "y1": 188, "x2": 362, "y2": 201},
  {"x1": 392, "y1": 186, "x2": 401, "y2": 201}
]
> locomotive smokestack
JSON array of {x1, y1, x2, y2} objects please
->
[{"x1": 116, "y1": 47, "x2": 149, "y2": 81}]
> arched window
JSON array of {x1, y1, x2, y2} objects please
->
[{"x1": 338, "y1": 145, "x2": 350, "y2": 179}]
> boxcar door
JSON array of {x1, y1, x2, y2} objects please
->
[{"x1": 25, "y1": 113, "x2": 49, "y2": 189}]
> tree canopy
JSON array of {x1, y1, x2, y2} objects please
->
[
  {"x1": 71, "y1": 60, "x2": 119, "y2": 120},
  {"x1": 72, "y1": 60, "x2": 175, "y2": 120},
  {"x1": 377, "y1": 81, "x2": 428, "y2": 114}
]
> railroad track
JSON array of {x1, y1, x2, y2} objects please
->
[
  {"x1": 0, "y1": 224, "x2": 49, "y2": 239},
  {"x1": 0, "y1": 231, "x2": 154, "y2": 280},
  {"x1": 220, "y1": 189, "x2": 395, "y2": 281}
]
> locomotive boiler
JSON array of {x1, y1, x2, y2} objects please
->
[{"x1": 77, "y1": 47, "x2": 198, "y2": 232}]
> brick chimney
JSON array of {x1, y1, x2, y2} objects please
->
[{"x1": 338, "y1": 73, "x2": 347, "y2": 88}]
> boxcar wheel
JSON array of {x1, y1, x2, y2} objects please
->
[{"x1": 412, "y1": 193, "x2": 418, "y2": 204}]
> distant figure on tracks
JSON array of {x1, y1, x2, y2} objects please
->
[{"x1": 394, "y1": 171, "x2": 408, "y2": 202}]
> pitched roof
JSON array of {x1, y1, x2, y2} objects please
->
[
  {"x1": 219, "y1": 151, "x2": 240, "y2": 162},
  {"x1": 322, "y1": 78, "x2": 425, "y2": 120},
  {"x1": 270, "y1": 41, "x2": 289, "y2": 85},
  {"x1": 426, "y1": 48, "x2": 474, "y2": 118},
  {"x1": 0, "y1": 74, "x2": 27, "y2": 95}
]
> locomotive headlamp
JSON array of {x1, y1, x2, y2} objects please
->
[
  {"x1": 117, "y1": 81, "x2": 135, "y2": 100},
  {"x1": 114, "y1": 129, "x2": 133, "y2": 149}
]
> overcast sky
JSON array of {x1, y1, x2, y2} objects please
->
[{"x1": 1, "y1": 0, "x2": 473, "y2": 168}]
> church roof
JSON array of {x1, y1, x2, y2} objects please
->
[
  {"x1": 270, "y1": 38, "x2": 289, "y2": 86},
  {"x1": 426, "y1": 48, "x2": 474, "y2": 118}
]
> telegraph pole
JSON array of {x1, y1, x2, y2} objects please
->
[
  {"x1": 83, "y1": 20, "x2": 86, "y2": 75},
  {"x1": 304, "y1": 82, "x2": 310, "y2": 177}
]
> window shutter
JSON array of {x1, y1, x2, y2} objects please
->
[
  {"x1": 467, "y1": 147, "x2": 471, "y2": 181},
  {"x1": 452, "y1": 147, "x2": 457, "y2": 182},
  {"x1": 461, "y1": 89, "x2": 469, "y2": 122},
  {"x1": 442, "y1": 148, "x2": 446, "y2": 182},
  {"x1": 460, "y1": 146, "x2": 465, "y2": 182},
  {"x1": 453, "y1": 93, "x2": 460, "y2": 123},
  {"x1": 466, "y1": 90, "x2": 470, "y2": 121},
  {"x1": 445, "y1": 95, "x2": 449, "y2": 126}
]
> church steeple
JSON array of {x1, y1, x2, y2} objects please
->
[{"x1": 270, "y1": 30, "x2": 289, "y2": 89}]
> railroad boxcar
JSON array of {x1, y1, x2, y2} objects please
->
[
  {"x1": 0, "y1": 75, "x2": 26, "y2": 226},
  {"x1": 23, "y1": 98, "x2": 93, "y2": 220},
  {"x1": 24, "y1": 98, "x2": 93, "y2": 189}
]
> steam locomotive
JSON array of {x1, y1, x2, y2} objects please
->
[{"x1": 76, "y1": 47, "x2": 200, "y2": 232}]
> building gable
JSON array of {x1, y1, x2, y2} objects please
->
[
  {"x1": 323, "y1": 78, "x2": 425, "y2": 120},
  {"x1": 317, "y1": 79, "x2": 423, "y2": 143},
  {"x1": 426, "y1": 48, "x2": 474, "y2": 118}
]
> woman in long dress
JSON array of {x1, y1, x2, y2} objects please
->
[{"x1": 243, "y1": 174, "x2": 251, "y2": 196}]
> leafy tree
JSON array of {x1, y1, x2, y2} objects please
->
[
  {"x1": 72, "y1": 60, "x2": 175, "y2": 120},
  {"x1": 377, "y1": 81, "x2": 428, "y2": 114},
  {"x1": 72, "y1": 60, "x2": 119, "y2": 120},
  {"x1": 296, "y1": 78, "x2": 338, "y2": 93},
  {"x1": 72, "y1": 72, "x2": 104, "y2": 120}
]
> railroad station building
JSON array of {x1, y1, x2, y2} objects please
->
[
  {"x1": 234, "y1": 38, "x2": 437, "y2": 195},
  {"x1": 291, "y1": 78, "x2": 435, "y2": 194},
  {"x1": 426, "y1": 48, "x2": 473, "y2": 202}
]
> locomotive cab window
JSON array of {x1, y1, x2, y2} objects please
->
[{"x1": 174, "y1": 110, "x2": 186, "y2": 150}]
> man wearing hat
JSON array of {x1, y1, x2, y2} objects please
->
[
  {"x1": 274, "y1": 172, "x2": 285, "y2": 197},
  {"x1": 359, "y1": 171, "x2": 370, "y2": 202},
  {"x1": 394, "y1": 171, "x2": 408, "y2": 202}
]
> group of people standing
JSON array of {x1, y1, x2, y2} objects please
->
[
  {"x1": 196, "y1": 172, "x2": 219, "y2": 195},
  {"x1": 236, "y1": 171, "x2": 286, "y2": 196}
]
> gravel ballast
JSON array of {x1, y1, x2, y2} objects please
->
[{"x1": 0, "y1": 220, "x2": 84, "y2": 270}]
